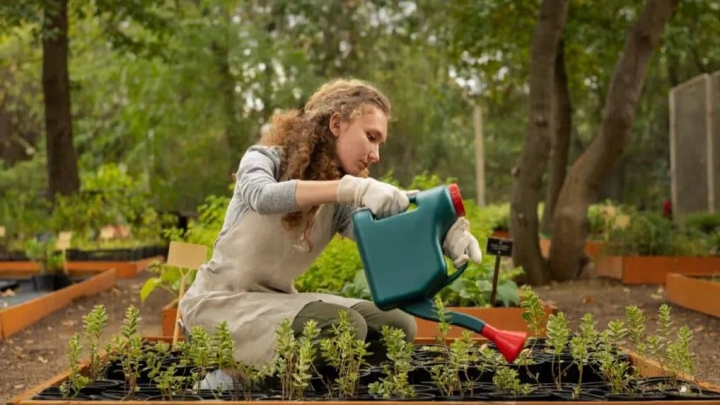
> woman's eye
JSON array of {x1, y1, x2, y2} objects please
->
[{"x1": 367, "y1": 133, "x2": 375, "y2": 141}]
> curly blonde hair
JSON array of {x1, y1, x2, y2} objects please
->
[{"x1": 258, "y1": 78, "x2": 391, "y2": 250}]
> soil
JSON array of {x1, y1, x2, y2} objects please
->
[
  {"x1": 0, "y1": 271, "x2": 173, "y2": 404},
  {"x1": 2, "y1": 271, "x2": 719, "y2": 404},
  {"x1": 536, "y1": 277, "x2": 720, "y2": 389}
]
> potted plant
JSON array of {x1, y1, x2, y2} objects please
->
[
  {"x1": 367, "y1": 325, "x2": 433, "y2": 400},
  {"x1": 318, "y1": 309, "x2": 371, "y2": 399},
  {"x1": 25, "y1": 235, "x2": 68, "y2": 291}
]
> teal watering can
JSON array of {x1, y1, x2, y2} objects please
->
[{"x1": 352, "y1": 184, "x2": 527, "y2": 363}]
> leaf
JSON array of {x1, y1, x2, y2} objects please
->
[
  {"x1": 140, "y1": 277, "x2": 162, "y2": 302},
  {"x1": 495, "y1": 281, "x2": 520, "y2": 307}
]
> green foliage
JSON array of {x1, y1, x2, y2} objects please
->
[
  {"x1": 59, "y1": 335, "x2": 91, "y2": 398},
  {"x1": 49, "y1": 163, "x2": 167, "y2": 244},
  {"x1": 683, "y1": 213, "x2": 720, "y2": 235},
  {"x1": 25, "y1": 237, "x2": 64, "y2": 274},
  {"x1": 274, "y1": 318, "x2": 320, "y2": 401},
  {"x1": 604, "y1": 208, "x2": 713, "y2": 257},
  {"x1": 319, "y1": 310, "x2": 371, "y2": 398},
  {"x1": 163, "y1": 193, "x2": 231, "y2": 251},
  {"x1": 367, "y1": 326, "x2": 416, "y2": 399},
  {"x1": 140, "y1": 261, "x2": 198, "y2": 302},
  {"x1": 586, "y1": 201, "x2": 625, "y2": 240},
  {"x1": 519, "y1": 285, "x2": 547, "y2": 338},
  {"x1": 296, "y1": 237, "x2": 363, "y2": 295}
]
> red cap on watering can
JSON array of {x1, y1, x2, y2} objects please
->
[{"x1": 448, "y1": 183, "x2": 465, "y2": 217}]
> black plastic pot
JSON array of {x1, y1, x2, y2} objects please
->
[
  {"x1": 662, "y1": 386, "x2": 720, "y2": 400},
  {"x1": 550, "y1": 387, "x2": 608, "y2": 401},
  {"x1": 31, "y1": 274, "x2": 55, "y2": 291},
  {"x1": 635, "y1": 376, "x2": 699, "y2": 392},
  {"x1": 505, "y1": 358, "x2": 551, "y2": 384},
  {"x1": 54, "y1": 273, "x2": 72, "y2": 290},
  {"x1": 543, "y1": 354, "x2": 605, "y2": 385},
  {"x1": 32, "y1": 386, "x2": 92, "y2": 400},
  {"x1": 77, "y1": 378, "x2": 122, "y2": 395},
  {"x1": 145, "y1": 394, "x2": 204, "y2": 401},
  {"x1": 486, "y1": 389, "x2": 554, "y2": 401},
  {"x1": 100, "y1": 389, "x2": 159, "y2": 400},
  {"x1": 195, "y1": 390, "x2": 268, "y2": 401},
  {"x1": 371, "y1": 392, "x2": 436, "y2": 401},
  {"x1": 605, "y1": 391, "x2": 667, "y2": 401}
]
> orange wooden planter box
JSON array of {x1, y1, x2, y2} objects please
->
[
  {"x1": 10, "y1": 335, "x2": 720, "y2": 405},
  {"x1": 539, "y1": 238, "x2": 605, "y2": 260},
  {"x1": 666, "y1": 273, "x2": 720, "y2": 318},
  {"x1": 0, "y1": 269, "x2": 117, "y2": 340},
  {"x1": 0, "y1": 256, "x2": 162, "y2": 279},
  {"x1": 162, "y1": 298, "x2": 179, "y2": 336},
  {"x1": 161, "y1": 301, "x2": 558, "y2": 340},
  {"x1": 414, "y1": 303, "x2": 557, "y2": 340},
  {"x1": 595, "y1": 255, "x2": 720, "y2": 285}
]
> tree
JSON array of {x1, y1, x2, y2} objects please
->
[
  {"x1": 540, "y1": 39, "x2": 572, "y2": 233},
  {"x1": 42, "y1": 0, "x2": 79, "y2": 199},
  {"x1": 508, "y1": 0, "x2": 571, "y2": 286},
  {"x1": 548, "y1": 0, "x2": 679, "y2": 281},
  {"x1": 0, "y1": 0, "x2": 171, "y2": 201}
]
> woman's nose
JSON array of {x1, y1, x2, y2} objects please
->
[{"x1": 368, "y1": 147, "x2": 380, "y2": 163}]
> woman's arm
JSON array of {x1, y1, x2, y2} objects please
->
[
  {"x1": 237, "y1": 146, "x2": 342, "y2": 214},
  {"x1": 295, "y1": 180, "x2": 342, "y2": 208}
]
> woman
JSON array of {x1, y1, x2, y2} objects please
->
[{"x1": 179, "y1": 78, "x2": 482, "y2": 388}]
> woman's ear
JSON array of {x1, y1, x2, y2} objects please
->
[{"x1": 329, "y1": 113, "x2": 342, "y2": 137}]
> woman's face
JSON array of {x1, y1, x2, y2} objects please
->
[{"x1": 331, "y1": 104, "x2": 388, "y2": 176}]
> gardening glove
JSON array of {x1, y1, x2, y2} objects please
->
[
  {"x1": 337, "y1": 175, "x2": 411, "y2": 219},
  {"x1": 443, "y1": 217, "x2": 482, "y2": 268}
]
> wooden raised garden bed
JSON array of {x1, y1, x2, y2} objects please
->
[
  {"x1": 489, "y1": 233, "x2": 605, "y2": 260},
  {"x1": 0, "y1": 256, "x2": 162, "y2": 279},
  {"x1": 539, "y1": 238, "x2": 605, "y2": 260},
  {"x1": 666, "y1": 273, "x2": 720, "y2": 318},
  {"x1": 10, "y1": 335, "x2": 720, "y2": 404},
  {"x1": 595, "y1": 255, "x2": 720, "y2": 285},
  {"x1": 0, "y1": 268, "x2": 117, "y2": 339}
]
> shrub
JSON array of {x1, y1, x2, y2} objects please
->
[{"x1": 604, "y1": 208, "x2": 711, "y2": 257}]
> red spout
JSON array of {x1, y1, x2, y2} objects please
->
[
  {"x1": 481, "y1": 324, "x2": 528, "y2": 363},
  {"x1": 448, "y1": 183, "x2": 465, "y2": 217}
]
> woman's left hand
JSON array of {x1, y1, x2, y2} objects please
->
[{"x1": 442, "y1": 217, "x2": 482, "y2": 268}]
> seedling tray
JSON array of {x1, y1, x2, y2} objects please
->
[{"x1": 10, "y1": 334, "x2": 720, "y2": 405}]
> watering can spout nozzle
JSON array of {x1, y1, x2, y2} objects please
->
[{"x1": 400, "y1": 299, "x2": 528, "y2": 363}]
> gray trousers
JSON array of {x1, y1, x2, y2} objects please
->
[{"x1": 291, "y1": 300, "x2": 417, "y2": 364}]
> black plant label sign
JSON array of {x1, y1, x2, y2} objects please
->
[{"x1": 486, "y1": 237, "x2": 513, "y2": 257}]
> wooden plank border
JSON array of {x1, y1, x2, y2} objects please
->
[{"x1": 0, "y1": 269, "x2": 117, "y2": 339}]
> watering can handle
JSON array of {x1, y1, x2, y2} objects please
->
[
  {"x1": 406, "y1": 190, "x2": 469, "y2": 285},
  {"x1": 407, "y1": 190, "x2": 420, "y2": 204},
  {"x1": 446, "y1": 261, "x2": 469, "y2": 285}
]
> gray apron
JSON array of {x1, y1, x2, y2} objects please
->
[{"x1": 179, "y1": 203, "x2": 363, "y2": 366}]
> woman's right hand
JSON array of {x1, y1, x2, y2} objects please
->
[{"x1": 337, "y1": 175, "x2": 410, "y2": 218}]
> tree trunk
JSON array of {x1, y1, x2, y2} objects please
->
[
  {"x1": 548, "y1": 0, "x2": 679, "y2": 281},
  {"x1": 42, "y1": 0, "x2": 79, "y2": 200},
  {"x1": 509, "y1": 0, "x2": 570, "y2": 286},
  {"x1": 541, "y1": 39, "x2": 572, "y2": 233}
]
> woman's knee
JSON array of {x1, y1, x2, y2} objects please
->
[
  {"x1": 293, "y1": 301, "x2": 368, "y2": 341},
  {"x1": 351, "y1": 301, "x2": 417, "y2": 342},
  {"x1": 390, "y1": 310, "x2": 417, "y2": 342}
]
